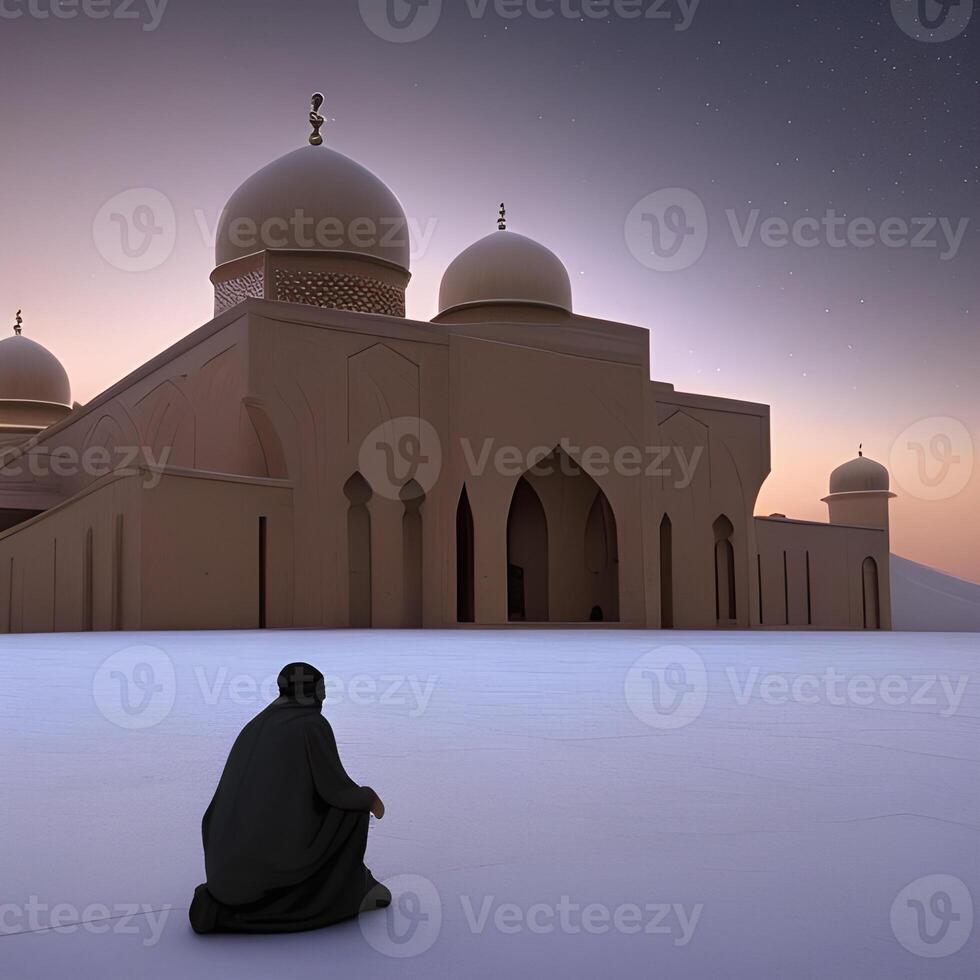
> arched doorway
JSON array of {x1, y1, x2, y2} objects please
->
[
  {"x1": 456, "y1": 486, "x2": 475, "y2": 624},
  {"x1": 862, "y1": 556, "x2": 880, "y2": 629},
  {"x1": 713, "y1": 514, "x2": 736, "y2": 624},
  {"x1": 584, "y1": 489, "x2": 619, "y2": 622},
  {"x1": 507, "y1": 477, "x2": 549, "y2": 622},
  {"x1": 344, "y1": 473, "x2": 372, "y2": 628}
]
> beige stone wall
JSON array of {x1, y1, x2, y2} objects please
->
[
  {"x1": 0, "y1": 299, "x2": 892, "y2": 632},
  {"x1": 754, "y1": 517, "x2": 892, "y2": 630},
  {"x1": 0, "y1": 468, "x2": 293, "y2": 633}
]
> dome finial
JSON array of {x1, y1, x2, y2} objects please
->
[
  {"x1": 309, "y1": 93, "x2": 325, "y2": 146},
  {"x1": 13, "y1": 310, "x2": 22, "y2": 336},
  {"x1": 498, "y1": 202, "x2": 507, "y2": 231},
  {"x1": 859, "y1": 443, "x2": 863, "y2": 458}
]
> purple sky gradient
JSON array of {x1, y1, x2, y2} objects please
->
[{"x1": 0, "y1": 1, "x2": 977, "y2": 579}]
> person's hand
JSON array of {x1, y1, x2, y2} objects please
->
[{"x1": 370, "y1": 794, "x2": 385, "y2": 820}]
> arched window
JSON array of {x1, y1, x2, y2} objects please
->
[
  {"x1": 344, "y1": 473, "x2": 372, "y2": 628},
  {"x1": 584, "y1": 489, "x2": 620, "y2": 623},
  {"x1": 713, "y1": 515, "x2": 736, "y2": 624},
  {"x1": 862, "y1": 556, "x2": 880, "y2": 629},
  {"x1": 456, "y1": 486, "x2": 475, "y2": 624}
]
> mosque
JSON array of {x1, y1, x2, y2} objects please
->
[{"x1": 0, "y1": 97, "x2": 895, "y2": 632}]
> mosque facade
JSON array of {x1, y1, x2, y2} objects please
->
[{"x1": 0, "y1": 102, "x2": 894, "y2": 632}]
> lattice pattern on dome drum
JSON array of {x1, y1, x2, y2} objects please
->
[
  {"x1": 272, "y1": 269, "x2": 406, "y2": 317},
  {"x1": 214, "y1": 269, "x2": 265, "y2": 315}
]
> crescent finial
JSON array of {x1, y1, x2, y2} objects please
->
[{"x1": 309, "y1": 93, "x2": 325, "y2": 146}]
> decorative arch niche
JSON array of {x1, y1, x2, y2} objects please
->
[{"x1": 713, "y1": 514, "x2": 737, "y2": 625}]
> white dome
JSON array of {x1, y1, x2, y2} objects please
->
[
  {"x1": 829, "y1": 454, "x2": 890, "y2": 494},
  {"x1": 0, "y1": 333, "x2": 71, "y2": 407},
  {"x1": 215, "y1": 145, "x2": 410, "y2": 271},
  {"x1": 438, "y1": 230, "x2": 573, "y2": 315}
]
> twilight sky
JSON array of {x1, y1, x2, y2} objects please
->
[{"x1": 0, "y1": 0, "x2": 977, "y2": 580}]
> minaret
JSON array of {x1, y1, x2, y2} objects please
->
[{"x1": 822, "y1": 446, "x2": 896, "y2": 532}]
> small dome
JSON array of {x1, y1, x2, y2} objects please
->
[
  {"x1": 829, "y1": 454, "x2": 890, "y2": 494},
  {"x1": 0, "y1": 332, "x2": 71, "y2": 407},
  {"x1": 438, "y1": 230, "x2": 573, "y2": 316},
  {"x1": 215, "y1": 145, "x2": 410, "y2": 272}
]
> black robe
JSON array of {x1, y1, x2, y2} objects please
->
[{"x1": 189, "y1": 696, "x2": 386, "y2": 934}]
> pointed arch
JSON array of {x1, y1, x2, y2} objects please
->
[
  {"x1": 584, "y1": 488, "x2": 619, "y2": 623},
  {"x1": 344, "y1": 473, "x2": 372, "y2": 628},
  {"x1": 507, "y1": 477, "x2": 549, "y2": 622},
  {"x1": 862, "y1": 556, "x2": 880, "y2": 629},
  {"x1": 713, "y1": 514, "x2": 736, "y2": 624},
  {"x1": 456, "y1": 486, "x2": 475, "y2": 624}
]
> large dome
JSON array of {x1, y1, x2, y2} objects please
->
[
  {"x1": 829, "y1": 454, "x2": 890, "y2": 494},
  {"x1": 438, "y1": 230, "x2": 573, "y2": 316},
  {"x1": 0, "y1": 333, "x2": 71, "y2": 407},
  {"x1": 214, "y1": 145, "x2": 410, "y2": 271}
]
